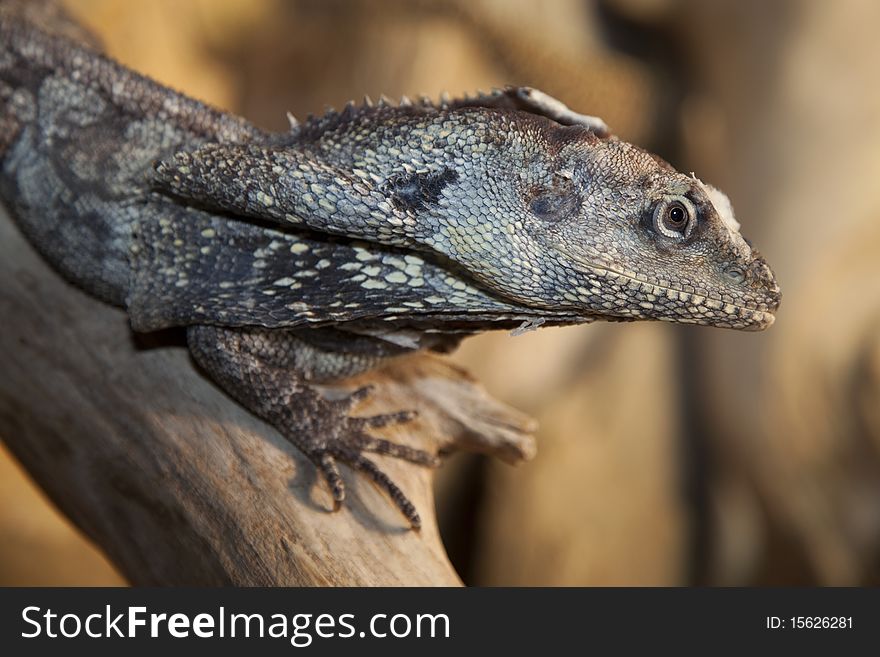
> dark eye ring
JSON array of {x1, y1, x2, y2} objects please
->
[{"x1": 653, "y1": 196, "x2": 696, "y2": 239}]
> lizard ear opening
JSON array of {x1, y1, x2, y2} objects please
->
[{"x1": 528, "y1": 184, "x2": 580, "y2": 224}]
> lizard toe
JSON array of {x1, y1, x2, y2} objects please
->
[
  {"x1": 315, "y1": 452, "x2": 346, "y2": 506},
  {"x1": 331, "y1": 447, "x2": 422, "y2": 529},
  {"x1": 354, "y1": 433, "x2": 440, "y2": 467}
]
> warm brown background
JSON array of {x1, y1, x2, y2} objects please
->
[{"x1": 2, "y1": 0, "x2": 878, "y2": 586}]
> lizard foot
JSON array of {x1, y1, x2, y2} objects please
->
[
  {"x1": 296, "y1": 385, "x2": 439, "y2": 529},
  {"x1": 185, "y1": 325, "x2": 439, "y2": 529}
]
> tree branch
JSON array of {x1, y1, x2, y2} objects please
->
[{"x1": 0, "y1": 206, "x2": 537, "y2": 585}]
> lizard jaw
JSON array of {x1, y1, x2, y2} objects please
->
[{"x1": 552, "y1": 245, "x2": 777, "y2": 330}]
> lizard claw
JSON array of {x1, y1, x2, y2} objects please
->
[
  {"x1": 345, "y1": 384, "x2": 375, "y2": 406},
  {"x1": 333, "y1": 449, "x2": 423, "y2": 529},
  {"x1": 313, "y1": 446, "x2": 424, "y2": 527},
  {"x1": 317, "y1": 452, "x2": 346, "y2": 505}
]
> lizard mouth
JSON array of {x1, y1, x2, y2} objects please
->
[{"x1": 553, "y1": 245, "x2": 777, "y2": 330}]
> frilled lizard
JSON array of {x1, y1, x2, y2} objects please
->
[{"x1": 0, "y1": 4, "x2": 780, "y2": 528}]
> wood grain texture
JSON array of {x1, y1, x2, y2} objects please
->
[{"x1": 0, "y1": 205, "x2": 537, "y2": 586}]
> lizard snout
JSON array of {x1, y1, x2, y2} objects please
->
[{"x1": 749, "y1": 254, "x2": 781, "y2": 312}]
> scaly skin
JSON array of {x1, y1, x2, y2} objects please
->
[{"x1": 0, "y1": 6, "x2": 780, "y2": 527}]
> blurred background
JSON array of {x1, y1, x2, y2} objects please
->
[{"x1": 2, "y1": 0, "x2": 879, "y2": 586}]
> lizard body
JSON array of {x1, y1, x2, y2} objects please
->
[{"x1": 0, "y1": 4, "x2": 780, "y2": 527}]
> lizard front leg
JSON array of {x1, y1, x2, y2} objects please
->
[{"x1": 186, "y1": 325, "x2": 439, "y2": 528}]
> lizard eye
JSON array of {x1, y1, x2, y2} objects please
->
[{"x1": 653, "y1": 196, "x2": 696, "y2": 239}]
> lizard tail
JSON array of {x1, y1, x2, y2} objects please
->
[
  {"x1": 0, "y1": 1, "x2": 260, "y2": 308},
  {"x1": 0, "y1": 0, "x2": 101, "y2": 156},
  {"x1": 0, "y1": 2, "x2": 134, "y2": 306}
]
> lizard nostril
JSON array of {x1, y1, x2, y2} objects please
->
[
  {"x1": 724, "y1": 267, "x2": 745, "y2": 284},
  {"x1": 748, "y1": 257, "x2": 782, "y2": 308}
]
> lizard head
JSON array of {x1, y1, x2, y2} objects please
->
[
  {"x1": 486, "y1": 128, "x2": 781, "y2": 330},
  {"x1": 149, "y1": 89, "x2": 780, "y2": 331}
]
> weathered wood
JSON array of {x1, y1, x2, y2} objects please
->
[{"x1": 0, "y1": 205, "x2": 537, "y2": 585}]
